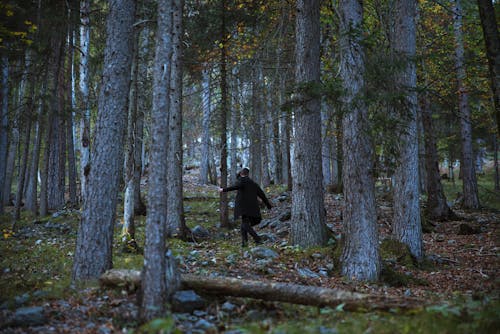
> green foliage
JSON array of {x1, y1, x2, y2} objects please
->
[{"x1": 137, "y1": 316, "x2": 179, "y2": 334}]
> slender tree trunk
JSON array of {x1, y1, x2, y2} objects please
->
[
  {"x1": 39, "y1": 112, "x2": 51, "y2": 217},
  {"x1": 339, "y1": 0, "x2": 380, "y2": 281},
  {"x1": 494, "y1": 134, "x2": 499, "y2": 191},
  {"x1": 79, "y1": 0, "x2": 91, "y2": 203},
  {"x1": 391, "y1": 0, "x2": 423, "y2": 261},
  {"x1": 453, "y1": 0, "x2": 480, "y2": 209},
  {"x1": 422, "y1": 93, "x2": 455, "y2": 220},
  {"x1": 72, "y1": 0, "x2": 135, "y2": 281},
  {"x1": 140, "y1": 0, "x2": 172, "y2": 321},
  {"x1": 167, "y1": 0, "x2": 190, "y2": 239},
  {"x1": 14, "y1": 119, "x2": 31, "y2": 220},
  {"x1": 290, "y1": 0, "x2": 329, "y2": 248},
  {"x1": 321, "y1": 108, "x2": 333, "y2": 189},
  {"x1": 66, "y1": 28, "x2": 78, "y2": 207},
  {"x1": 477, "y1": 0, "x2": 500, "y2": 137},
  {"x1": 219, "y1": 0, "x2": 230, "y2": 228},
  {"x1": 199, "y1": 64, "x2": 211, "y2": 185},
  {"x1": 0, "y1": 54, "x2": 7, "y2": 214},
  {"x1": 250, "y1": 70, "x2": 263, "y2": 185}
]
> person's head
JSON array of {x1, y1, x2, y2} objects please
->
[{"x1": 239, "y1": 167, "x2": 250, "y2": 177}]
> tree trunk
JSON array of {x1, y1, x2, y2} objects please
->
[
  {"x1": 250, "y1": 70, "x2": 263, "y2": 185},
  {"x1": 72, "y1": 0, "x2": 135, "y2": 281},
  {"x1": 421, "y1": 94, "x2": 455, "y2": 220},
  {"x1": 453, "y1": 0, "x2": 480, "y2": 209},
  {"x1": 79, "y1": 0, "x2": 91, "y2": 203},
  {"x1": 199, "y1": 64, "x2": 211, "y2": 185},
  {"x1": 391, "y1": 0, "x2": 423, "y2": 261},
  {"x1": 290, "y1": 0, "x2": 329, "y2": 248},
  {"x1": 494, "y1": 134, "x2": 499, "y2": 191},
  {"x1": 139, "y1": 0, "x2": 173, "y2": 321},
  {"x1": 339, "y1": 0, "x2": 380, "y2": 281},
  {"x1": 321, "y1": 108, "x2": 333, "y2": 189},
  {"x1": 0, "y1": 54, "x2": 8, "y2": 214},
  {"x1": 167, "y1": 0, "x2": 190, "y2": 239},
  {"x1": 15, "y1": 119, "x2": 31, "y2": 220},
  {"x1": 477, "y1": 0, "x2": 500, "y2": 137},
  {"x1": 101, "y1": 269, "x2": 423, "y2": 312},
  {"x1": 66, "y1": 30, "x2": 78, "y2": 208},
  {"x1": 219, "y1": 0, "x2": 230, "y2": 229}
]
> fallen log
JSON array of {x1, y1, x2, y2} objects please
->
[{"x1": 100, "y1": 269, "x2": 423, "y2": 311}]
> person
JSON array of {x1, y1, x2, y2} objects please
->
[{"x1": 218, "y1": 167, "x2": 272, "y2": 247}]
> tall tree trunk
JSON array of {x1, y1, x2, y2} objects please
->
[
  {"x1": 477, "y1": 0, "x2": 500, "y2": 137},
  {"x1": 25, "y1": 80, "x2": 46, "y2": 215},
  {"x1": 0, "y1": 54, "x2": 8, "y2": 214},
  {"x1": 79, "y1": 0, "x2": 91, "y2": 203},
  {"x1": 339, "y1": 0, "x2": 380, "y2": 281},
  {"x1": 391, "y1": 0, "x2": 423, "y2": 261},
  {"x1": 14, "y1": 119, "x2": 31, "y2": 220},
  {"x1": 72, "y1": 0, "x2": 135, "y2": 281},
  {"x1": 140, "y1": 0, "x2": 172, "y2": 321},
  {"x1": 39, "y1": 112, "x2": 51, "y2": 217},
  {"x1": 290, "y1": 0, "x2": 329, "y2": 248},
  {"x1": 453, "y1": 0, "x2": 480, "y2": 209},
  {"x1": 199, "y1": 63, "x2": 211, "y2": 185},
  {"x1": 167, "y1": 0, "x2": 190, "y2": 239},
  {"x1": 66, "y1": 27, "x2": 78, "y2": 208},
  {"x1": 219, "y1": 0, "x2": 230, "y2": 229},
  {"x1": 421, "y1": 93, "x2": 455, "y2": 220},
  {"x1": 494, "y1": 134, "x2": 499, "y2": 190},
  {"x1": 321, "y1": 108, "x2": 333, "y2": 189},
  {"x1": 250, "y1": 70, "x2": 263, "y2": 185}
]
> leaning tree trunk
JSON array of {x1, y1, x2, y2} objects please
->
[
  {"x1": 339, "y1": 0, "x2": 380, "y2": 281},
  {"x1": 72, "y1": 0, "x2": 135, "y2": 281},
  {"x1": 167, "y1": 0, "x2": 190, "y2": 239},
  {"x1": 421, "y1": 93, "x2": 455, "y2": 220},
  {"x1": 477, "y1": 0, "x2": 500, "y2": 137},
  {"x1": 139, "y1": 0, "x2": 173, "y2": 321},
  {"x1": 290, "y1": 0, "x2": 329, "y2": 248},
  {"x1": 391, "y1": 0, "x2": 423, "y2": 261},
  {"x1": 0, "y1": 54, "x2": 8, "y2": 214},
  {"x1": 453, "y1": 0, "x2": 480, "y2": 209}
]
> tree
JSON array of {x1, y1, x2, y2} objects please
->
[
  {"x1": 452, "y1": 0, "x2": 480, "y2": 209},
  {"x1": 391, "y1": 0, "x2": 423, "y2": 261},
  {"x1": 0, "y1": 53, "x2": 8, "y2": 214},
  {"x1": 72, "y1": 0, "x2": 136, "y2": 281},
  {"x1": 199, "y1": 63, "x2": 212, "y2": 185},
  {"x1": 140, "y1": 0, "x2": 174, "y2": 321},
  {"x1": 290, "y1": 0, "x2": 329, "y2": 248},
  {"x1": 476, "y1": 0, "x2": 500, "y2": 137},
  {"x1": 339, "y1": 0, "x2": 380, "y2": 281}
]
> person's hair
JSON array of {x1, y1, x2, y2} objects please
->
[{"x1": 239, "y1": 167, "x2": 249, "y2": 176}]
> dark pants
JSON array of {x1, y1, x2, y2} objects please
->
[{"x1": 241, "y1": 216, "x2": 261, "y2": 246}]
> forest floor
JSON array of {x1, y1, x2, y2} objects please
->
[{"x1": 0, "y1": 169, "x2": 499, "y2": 333}]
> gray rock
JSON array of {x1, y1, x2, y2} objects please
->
[
  {"x1": 171, "y1": 290, "x2": 206, "y2": 313},
  {"x1": 12, "y1": 306, "x2": 46, "y2": 327},
  {"x1": 278, "y1": 211, "x2": 291, "y2": 222},
  {"x1": 250, "y1": 247, "x2": 279, "y2": 260},
  {"x1": 297, "y1": 267, "x2": 320, "y2": 279},
  {"x1": 192, "y1": 225, "x2": 210, "y2": 240},
  {"x1": 221, "y1": 301, "x2": 237, "y2": 313},
  {"x1": 194, "y1": 319, "x2": 217, "y2": 332}
]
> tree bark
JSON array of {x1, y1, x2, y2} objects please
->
[
  {"x1": 167, "y1": 0, "x2": 190, "y2": 239},
  {"x1": 139, "y1": 0, "x2": 172, "y2": 321},
  {"x1": 72, "y1": 0, "x2": 136, "y2": 281},
  {"x1": 199, "y1": 63, "x2": 211, "y2": 185},
  {"x1": 0, "y1": 54, "x2": 8, "y2": 214},
  {"x1": 477, "y1": 0, "x2": 500, "y2": 137},
  {"x1": 453, "y1": 0, "x2": 480, "y2": 209},
  {"x1": 339, "y1": 0, "x2": 380, "y2": 281},
  {"x1": 101, "y1": 269, "x2": 422, "y2": 311},
  {"x1": 391, "y1": 0, "x2": 423, "y2": 261},
  {"x1": 290, "y1": 0, "x2": 329, "y2": 248}
]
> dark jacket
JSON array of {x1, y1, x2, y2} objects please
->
[{"x1": 223, "y1": 176, "x2": 272, "y2": 220}]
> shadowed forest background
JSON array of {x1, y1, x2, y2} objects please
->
[{"x1": 0, "y1": 0, "x2": 499, "y2": 333}]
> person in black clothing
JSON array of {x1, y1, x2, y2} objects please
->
[{"x1": 218, "y1": 167, "x2": 273, "y2": 247}]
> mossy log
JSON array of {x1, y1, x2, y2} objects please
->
[{"x1": 100, "y1": 269, "x2": 423, "y2": 311}]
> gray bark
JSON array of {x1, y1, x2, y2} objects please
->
[
  {"x1": 250, "y1": 69, "x2": 263, "y2": 185},
  {"x1": 199, "y1": 63, "x2": 211, "y2": 185},
  {"x1": 453, "y1": 0, "x2": 480, "y2": 209},
  {"x1": 167, "y1": 0, "x2": 189, "y2": 238},
  {"x1": 139, "y1": 0, "x2": 172, "y2": 321},
  {"x1": 391, "y1": 0, "x2": 423, "y2": 261},
  {"x1": 0, "y1": 54, "x2": 8, "y2": 213},
  {"x1": 79, "y1": 0, "x2": 91, "y2": 203},
  {"x1": 339, "y1": 0, "x2": 380, "y2": 281},
  {"x1": 290, "y1": 0, "x2": 329, "y2": 248},
  {"x1": 72, "y1": 0, "x2": 135, "y2": 281}
]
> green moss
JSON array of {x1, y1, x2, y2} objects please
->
[{"x1": 380, "y1": 238, "x2": 415, "y2": 268}]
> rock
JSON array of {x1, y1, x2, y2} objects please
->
[
  {"x1": 259, "y1": 233, "x2": 276, "y2": 242},
  {"x1": 171, "y1": 290, "x2": 206, "y2": 313},
  {"x1": 276, "y1": 229, "x2": 289, "y2": 238},
  {"x1": 297, "y1": 267, "x2": 320, "y2": 279},
  {"x1": 250, "y1": 247, "x2": 279, "y2": 260},
  {"x1": 192, "y1": 225, "x2": 210, "y2": 240},
  {"x1": 221, "y1": 301, "x2": 237, "y2": 313},
  {"x1": 194, "y1": 319, "x2": 217, "y2": 333},
  {"x1": 435, "y1": 234, "x2": 445, "y2": 242},
  {"x1": 11, "y1": 306, "x2": 47, "y2": 327}
]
